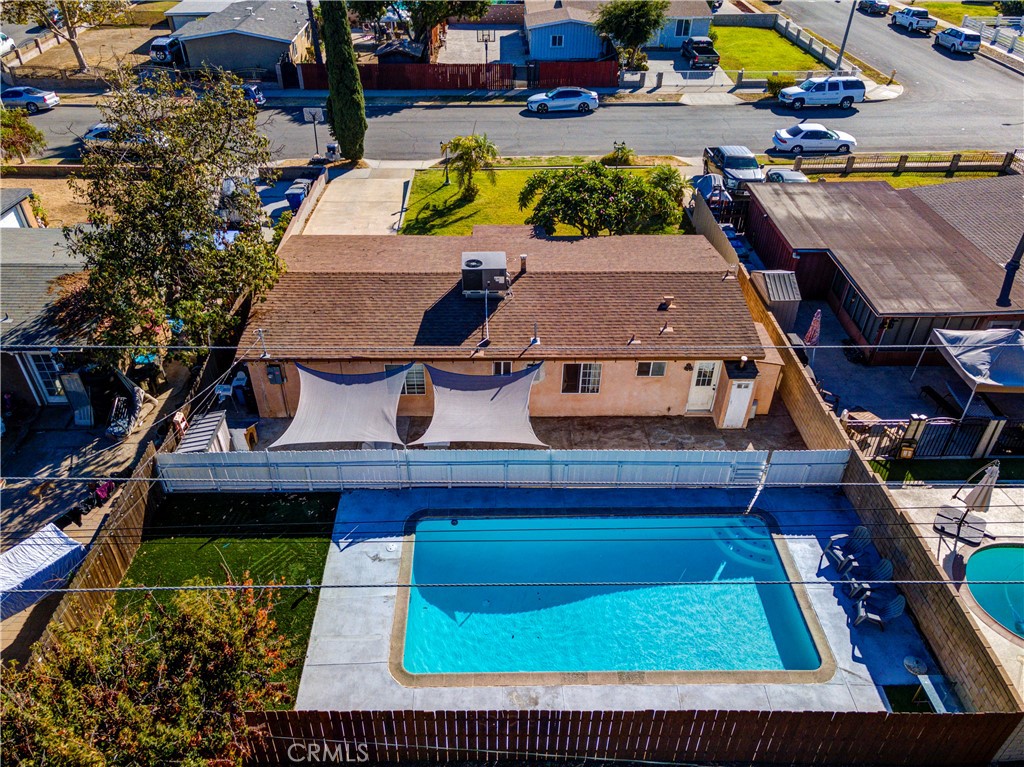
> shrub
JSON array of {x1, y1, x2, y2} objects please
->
[
  {"x1": 766, "y1": 73, "x2": 796, "y2": 97},
  {"x1": 648, "y1": 164, "x2": 692, "y2": 205},
  {"x1": 599, "y1": 142, "x2": 637, "y2": 167},
  {"x1": 708, "y1": 26, "x2": 719, "y2": 43},
  {"x1": 995, "y1": 1, "x2": 1024, "y2": 14}
]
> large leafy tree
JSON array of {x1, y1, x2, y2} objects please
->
[
  {"x1": 1, "y1": 1, "x2": 131, "y2": 72},
  {"x1": 1, "y1": 577, "x2": 290, "y2": 765},
  {"x1": 63, "y1": 68, "x2": 281, "y2": 364},
  {"x1": 0, "y1": 107, "x2": 46, "y2": 163},
  {"x1": 594, "y1": 0, "x2": 670, "y2": 69},
  {"x1": 350, "y1": 1, "x2": 491, "y2": 42},
  {"x1": 519, "y1": 162, "x2": 678, "y2": 236},
  {"x1": 443, "y1": 133, "x2": 498, "y2": 201},
  {"x1": 323, "y1": 0, "x2": 368, "y2": 161}
]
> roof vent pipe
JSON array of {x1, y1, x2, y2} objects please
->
[
  {"x1": 520, "y1": 253, "x2": 528, "y2": 274},
  {"x1": 740, "y1": 355, "x2": 748, "y2": 369},
  {"x1": 245, "y1": 6, "x2": 254, "y2": 14}
]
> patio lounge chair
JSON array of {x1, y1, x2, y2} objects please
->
[
  {"x1": 823, "y1": 525, "x2": 871, "y2": 574},
  {"x1": 854, "y1": 594, "x2": 906, "y2": 630},
  {"x1": 845, "y1": 558, "x2": 893, "y2": 601}
]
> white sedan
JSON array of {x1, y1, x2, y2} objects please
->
[
  {"x1": 772, "y1": 123, "x2": 857, "y2": 154},
  {"x1": 526, "y1": 87, "x2": 599, "y2": 114}
]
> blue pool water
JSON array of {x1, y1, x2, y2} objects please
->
[
  {"x1": 967, "y1": 545, "x2": 1024, "y2": 639},
  {"x1": 403, "y1": 514, "x2": 821, "y2": 674}
]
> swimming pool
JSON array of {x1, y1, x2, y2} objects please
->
[
  {"x1": 966, "y1": 544, "x2": 1024, "y2": 641},
  {"x1": 398, "y1": 514, "x2": 824, "y2": 678}
]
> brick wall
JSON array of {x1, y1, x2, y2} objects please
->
[{"x1": 842, "y1": 457, "x2": 1023, "y2": 715}]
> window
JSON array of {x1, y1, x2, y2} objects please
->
[
  {"x1": 637, "y1": 361, "x2": 667, "y2": 377},
  {"x1": 827, "y1": 81, "x2": 841, "y2": 91},
  {"x1": 562, "y1": 363, "x2": 601, "y2": 394},
  {"x1": 694, "y1": 362, "x2": 716, "y2": 387},
  {"x1": 550, "y1": 34, "x2": 564, "y2": 47},
  {"x1": 26, "y1": 352, "x2": 65, "y2": 402},
  {"x1": 675, "y1": 19, "x2": 691, "y2": 37},
  {"x1": 385, "y1": 363, "x2": 426, "y2": 395},
  {"x1": 493, "y1": 361, "x2": 513, "y2": 376}
]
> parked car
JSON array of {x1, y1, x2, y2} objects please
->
[
  {"x1": 1, "y1": 86, "x2": 60, "y2": 114},
  {"x1": 79, "y1": 122, "x2": 167, "y2": 153},
  {"x1": 772, "y1": 123, "x2": 857, "y2": 154},
  {"x1": 702, "y1": 146, "x2": 765, "y2": 190},
  {"x1": 526, "y1": 87, "x2": 599, "y2": 113},
  {"x1": 934, "y1": 26, "x2": 983, "y2": 54},
  {"x1": 857, "y1": 0, "x2": 890, "y2": 15},
  {"x1": 237, "y1": 83, "x2": 266, "y2": 106},
  {"x1": 765, "y1": 169, "x2": 810, "y2": 183},
  {"x1": 681, "y1": 36, "x2": 720, "y2": 70},
  {"x1": 891, "y1": 7, "x2": 937, "y2": 33},
  {"x1": 149, "y1": 36, "x2": 187, "y2": 66},
  {"x1": 0, "y1": 32, "x2": 16, "y2": 56},
  {"x1": 778, "y1": 76, "x2": 867, "y2": 110}
]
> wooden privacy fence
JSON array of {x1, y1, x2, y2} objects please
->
[
  {"x1": 359, "y1": 63, "x2": 515, "y2": 90},
  {"x1": 793, "y1": 150, "x2": 1016, "y2": 175},
  {"x1": 536, "y1": 59, "x2": 618, "y2": 88},
  {"x1": 32, "y1": 409, "x2": 186, "y2": 656},
  {"x1": 245, "y1": 709, "x2": 1023, "y2": 766},
  {"x1": 154, "y1": 449, "x2": 852, "y2": 492}
]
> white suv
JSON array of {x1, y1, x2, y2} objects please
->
[
  {"x1": 934, "y1": 26, "x2": 982, "y2": 54},
  {"x1": 778, "y1": 76, "x2": 867, "y2": 110}
]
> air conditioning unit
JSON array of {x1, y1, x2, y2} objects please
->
[{"x1": 461, "y1": 251, "x2": 508, "y2": 298}]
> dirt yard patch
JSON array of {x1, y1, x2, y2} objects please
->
[
  {"x1": 18, "y1": 24, "x2": 163, "y2": 74},
  {"x1": 0, "y1": 176, "x2": 90, "y2": 225}
]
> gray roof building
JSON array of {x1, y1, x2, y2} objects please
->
[
  {"x1": 174, "y1": 0, "x2": 309, "y2": 43},
  {"x1": 0, "y1": 229, "x2": 84, "y2": 347},
  {"x1": 1, "y1": 188, "x2": 33, "y2": 218}
]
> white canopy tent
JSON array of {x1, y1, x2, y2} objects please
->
[
  {"x1": 410, "y1": 364, "x2": 547, "y2": 447},
  {"x1": 911, "y1": 328, "x2": 1024, "y2": 416},
  {"x1": 270, "y1": 364, "x2": 411, "y2": 449}
]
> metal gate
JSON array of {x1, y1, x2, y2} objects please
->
[
  {"x1": 915, "y1": 418, "x2": 989, "y2": 458},
  {"x1": 515, "y1": 63, "x2": 538, "y2": 88}
]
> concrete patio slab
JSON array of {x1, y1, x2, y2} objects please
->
[
  {"x1": 297, "y1": 487, "x2": 942, "y2": 712},
  {"x1": 302, "y1": 169, "x2": 414, "y2": 235},
  {"x1": 436, "y1": 25, "x2": 526, "y2": 66}
]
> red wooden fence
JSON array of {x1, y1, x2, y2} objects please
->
[
  {"x1": 537, "y1": 60, "x2": 619, "y2": 88},
  {"x1": 245, "y1": 709, "x2": 1022, "y2": 766},
  {"x1": 298, "y1": 63, "x2": 515, "y2": 91}
]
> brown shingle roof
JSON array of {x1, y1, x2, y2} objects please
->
[
  {"x1": 747, "y1": 182, "x2": 1019, "y2": 316},
  {"x1": 904, "y1": 174, "x2": 1023, "y2": 270},
  {"x1": 241, "y1": 227, "x2": 762, "y2": 361}
]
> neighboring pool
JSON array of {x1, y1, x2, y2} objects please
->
[
  {"x1": 967, "y1": 545, "x2": 1024, "y2": 640},
  {"x1": 400, "y1": 514, "x2": 822, "y2": 676}
]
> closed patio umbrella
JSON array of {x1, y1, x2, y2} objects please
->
[
  {"x1": 803, "y1": 309, "x2": 822, "y2": 366},
  {"x1": 933, "y1": 460, "x2": 1000, "y2": 547}
]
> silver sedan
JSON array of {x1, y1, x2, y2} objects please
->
[
  {"x1": 526, "y1": 87, "x2": 599, "y2": 114},
  {"x1": 1, "y1": 86, "x2": 60, "y2": 114}
]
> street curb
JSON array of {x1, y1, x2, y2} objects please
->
[{"x1": 978, "y1": 49, "x2": 1024, "y2": 75}]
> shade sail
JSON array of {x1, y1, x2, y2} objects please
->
[
  {"x1": 1, "y1": 524, "x2": 85, "y2": 620},
  {"x1": 411, "y1": 364, "x2": 546, "y2": 447},
  {"x1": 270, "y1": 364, "x2": 411, "y2": 449},
  {"x1": 931, "y1": 329, "x2": 1024, "y2": 393}
]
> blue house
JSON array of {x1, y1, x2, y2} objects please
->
[{"x1": 524, "y1": 0, "x2": 712, "y2": 61}]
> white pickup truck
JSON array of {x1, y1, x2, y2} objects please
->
[{"x1": 890, "y1": 7, "x2": 938, "y2": 33}]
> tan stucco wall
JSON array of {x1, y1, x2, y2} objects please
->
[
  {"x1": 247, "y1": 356, "x2": 779, "y2": 424},
  {"x1": 183, "y1": 33, "x2": 291, "y2": 71}
]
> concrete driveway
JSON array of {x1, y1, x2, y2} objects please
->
[
  {"x1": 436, "y1": 24, "x2": 526, "y2": 65},
  {"x1": 302, "y1": 166, "x2": 417, "y2": 235}
]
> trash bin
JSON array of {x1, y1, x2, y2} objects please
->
[
  {"x1": 326, "y1": 142, "x2": 339, "y2": 162},
  {"x1": 285, "y1": 182, "x2": 308, "y2": 211}
]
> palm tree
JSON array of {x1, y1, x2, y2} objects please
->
[{"x1": 442, "y1": 134, "x2": 498, "y2": 201}]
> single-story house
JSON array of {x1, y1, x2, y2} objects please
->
[
  {"x1": 744, "y1": 181, "x2": 1024, "y2": 364},
  {"x1": 239, "y1": 226, "x2": 784, "y2": 433},
  {"x1": 0, "y1": 229, "x2": 83, "y2": 408},
  {"x1": 1, "y1": 188, "x2": 39, "y2": 229},
  {"x1": 173, "y1": 0, "x2": 312, "y2": 72},
  {"x1": 523, "y1": 0, "x2": 712, "y2": 60},
  {"x1": 163, "y1": 0, "x2": 235, "y2": 32}
]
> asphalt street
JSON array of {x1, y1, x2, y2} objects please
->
[{"x1": 20, "y1": 0, "x2": 1023, "y2": 161}]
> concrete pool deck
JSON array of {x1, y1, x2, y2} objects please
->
[{"x1": 297, "y1": 488, "x2": 940, "y2": 712}]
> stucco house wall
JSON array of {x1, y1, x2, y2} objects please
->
[{"x1": 182, "y1": 33, "x2": 291, "y2": 70}]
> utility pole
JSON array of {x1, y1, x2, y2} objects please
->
[
  {"x1": 996, "y1": 230, "x2": 1024, "y2": 307},
  {"x1": 307, "y1": 0, "x2": 323, "y2": 64},
  {"x1": 835, "y1": 0, "x2": 857, "y2": 73}
]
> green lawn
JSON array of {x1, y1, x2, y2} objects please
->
[
  {"x1": 917, "y1": 2, "x2": 998, "y2": 25},
  {"x1": 402, "y1": 167, "x2": 692, "y2": 236},
  {"x1": 712, "y1": 27, "x2": 823, "y2": 76},
  {"x1": 117, "y1": 493, "x2": 338, "y2": 701},
  {"x1": 871, "y1": 458, "x2": 1024, "y2": 483},
  {"x1": 805, "y1": 171, "x2": 1002, "y2": 189}
]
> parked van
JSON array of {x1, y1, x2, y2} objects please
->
[
  {"x1": 778, "y1": 76, "x2": 867, "y2": 110},
  {"x1": 149, "y1": 36, "x2": 187, "y2": 66},
  {"x1": 934, "y1": 26, "x2": 982, "y2": 54}
]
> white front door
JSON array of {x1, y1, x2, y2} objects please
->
[
  {"x1": 24, "y1": 352, "x2": 67, "y2": 404},
  {"x1": 723, "y1": 380, "x2": 755, "y2": 428},
  {"x1": 687, "y1": 361, "x2": 720, "y2": 412}
]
